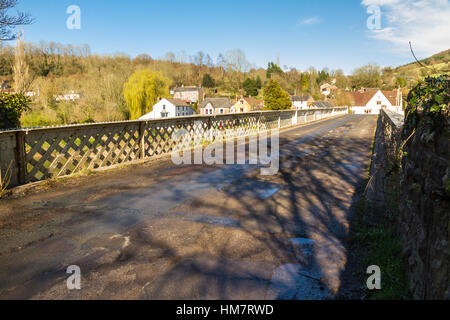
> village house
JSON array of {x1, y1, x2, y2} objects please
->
[
  {"x1": 55, "y1": 91, "x2": 81, "y2": 102},
  {"x1": 139, "y1": 98, "x2": 195, "y2": 120},
  {"x1": 290, "y1": 95, "x2": 314, "y2": 110},
  {"x1": 231, "y1": 98, "x2": 252, "y2": 113},
  {"x1": 172, "y1": 86, "x2": 204, "y2": 104},
  {"x1": 320, "y1": 81, "x2": 337, "y2": 97},
  {"x1": 201, "y1": 98, "x2": 231, "y2": 115},
  {"x1": 349, "y1": 89, "x2": 403, "y2": 115},
  {"x1": 231, "y1": 98, "x2": 264, "y2": 113}
]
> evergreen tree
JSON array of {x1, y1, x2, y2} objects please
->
[
  {"x1": 300, "y1": 74, "x2": 310, "y2": 93},
  {"x1": 202, "y1": 73, "x2": 215, "y2": 88},
  {"x1": 255, "y1": 75, "x2": 262, "y2": 89},
  {"x1": 317, "y1": 69, "x2": 330, "y2": 85},
  {"x1": 266, "y1": 62, "x2": 283, "y2": 78},
  {"x1": 243, "y1": 78, "x2": 258, "y2": 97},
  {"x1": 263, "y1": 79, "x2": 292, "y2": 110}
]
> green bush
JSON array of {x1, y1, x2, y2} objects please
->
[{"x1": 0, "y1": 93, "x2": 30, "y2": 129}]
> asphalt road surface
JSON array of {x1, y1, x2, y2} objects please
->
[{"x1": 0, "y1": 115, "x2": 378, "y2": 300}]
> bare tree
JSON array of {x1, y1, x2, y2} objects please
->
[
  {"x1": 194, "y1": 51, "x2": 205, "y2": 66},
  {"x1": 225, "y1": 49, "x2": 251, "y2": 74},
  {"x1": 0, "y1": 0, "x2": 33, "y2": 40},
  {"x1": 13, "y1": 29, "x2": 31, "y2": 94},
  {"x1": 164, "y1": 52, "x2": 175, "y2": 63}
]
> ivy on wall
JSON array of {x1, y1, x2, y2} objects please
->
[{"x1": 403, "y1": 74, "x2": 449, "y2": 138}]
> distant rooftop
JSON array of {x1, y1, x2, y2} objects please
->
[
  {"x1": 202, "y1": 97, "x2": 231, "y2": 109},
  {"x1": 174, "y1": 86, "x2": 202, "y2": 93},
  {"x1": 311, "y1": 101, "x2": 334, "y2": 109},
  {"x1": 290, "y1": 95, "x2": 311, "y2": 102},
  {"x1": 164, "y1": 98, "x2": 192, "y2": 107}
]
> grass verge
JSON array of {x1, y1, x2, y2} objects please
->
[
  {"x1": 348, "y1": 124, "x2": 410, "y2": 299},
  {"x1": 350, "y1": 196, "x2": 410, "y2": 299}
]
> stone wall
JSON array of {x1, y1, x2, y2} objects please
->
[{"x1": 378, "y1": 75, "x2": 449, "y2": 299}]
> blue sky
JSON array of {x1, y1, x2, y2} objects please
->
[{"x1": 14, "y1": 0, "x2": 450, "y2": 74}]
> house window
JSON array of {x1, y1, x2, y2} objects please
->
[
  {"x1": 220, "y1": 109, "x2": 224, "y2": 114},
  {"x1": 377, "y1": 101, "x2": 382, "y2": 105}
]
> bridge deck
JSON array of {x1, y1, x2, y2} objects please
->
[{"x1": 0, "y1": 115, "x2": 378, "y2": 299}]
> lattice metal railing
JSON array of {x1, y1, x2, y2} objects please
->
[
  {"x1": 0, "y1": 108, "x2": 348, "y2": 186},
  {"x1": 25, "y1": 123, "x2": 141, "y2": 182}
]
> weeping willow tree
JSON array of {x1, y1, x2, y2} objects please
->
[{"x1": 123, "y1": 69, "x2": 171, "y2": 120}]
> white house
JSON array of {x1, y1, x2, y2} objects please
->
[
  {"x1": 320, "y1": 80, "x2": 337, "y2": 97},
  {"x1": 290, "y1": 95, "x2": 313, "y2": 110},
  {"x1": 350, "y1": 89, "x2": 403, "y2": 115},
  {"x1": 139, "y1": 98, "x2": 195, "y2": 120},
  {"x1": 55, "y1": 91, "x2": 81, "y2": 102}
]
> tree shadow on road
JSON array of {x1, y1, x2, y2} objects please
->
[{"x1": 0, "y1": 116, "x2": 378, "y2": 300}]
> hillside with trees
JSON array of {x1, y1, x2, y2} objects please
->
[
  {"x1": 0, "y1": 42, "x2": 349, "y2": 126},
  {"x1": 384, "y1": 49, "x2": 450, "y2": 88},
  {"x1": 0, "y1": 36, "x2": 447, "y2": 128}
]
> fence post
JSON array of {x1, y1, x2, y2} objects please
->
[
  {"x1": 139, "y1": 121, "x2": 145, "y2": 159},
  {"x1": 278, "y1": 114, "x2": 281, "y2": 129},
  {"x1": 257, "y1": 112, "x2": 261, "y2": 133},
  {"x1": 15, "y1": 131, "x2": 26, "y2": 185},
  {"x1": 209, "y1": 116, "x2": 213, "y2": 142}
]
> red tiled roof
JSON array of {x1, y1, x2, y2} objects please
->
[
  {"x1": 244, "y1": 97, "x2": 263, "y2": 106},
  {"x1": 350, "y1": 90, "x2": 399, "y2": 106},
  {"x1": 381, "y1": 90, "x2": 398, "y2": 106},
  {"x1": 349, "y1": 91, "x2": 377, "y2": 106}
]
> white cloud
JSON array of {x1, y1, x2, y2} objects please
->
[
  {"x1": 361, "y1": 0, "x2": 450, "y2": 56},
  {"x1": 298, "y1": 16, "x2": 322, "y2": 25}
]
